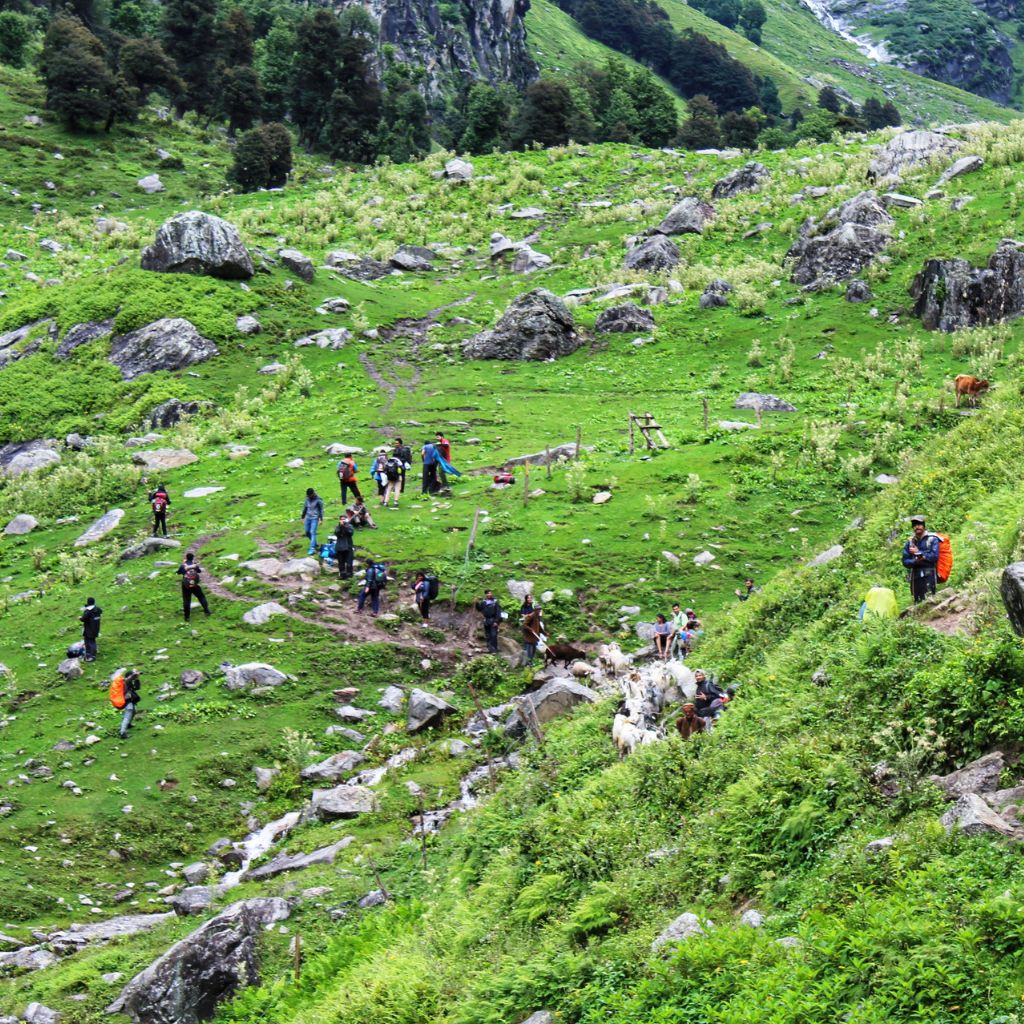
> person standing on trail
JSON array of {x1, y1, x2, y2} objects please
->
[
  {"x1": 149, "y1": 484, "x2": 171, "y2": 537},
  {"x1": 357, "y1": 561, "x2": 387, "y2": 616},
  {"x1": 382, "y1": 451, "x2": 402, "y2": 509},
  {"x1": 301, "y1": 488, "x2": 324, "y2": 556},
  {"x1": 177, "y1": 552, "x2": 211, "y2": 622},
  {"x1": 902, "y1": 514, "x2": 940, "y2": 604},
  {"x1": 371, "y1": 448, "x2": 389, "y2": 502},
  {"x1": 477, "y1": 590, "x2": 503, "y2": 654},
  {"x1": 435, "y1": 431, "x2": 451, "y2": 490},
  {"x1": 118, "y1": 670, "x2": 141, "y2": 740},
  {"x1": 334, "y1": 513, "x2": 355, "y2": 579},
  {"x1": 80, "y1": 596, "x2": 102, "y2": 662},
  {"x1": 414, "y1": 571, "x2": 432, "y2": 621},
  {"x1": 521, "y1": 596, "x2": 543, "y2": 667},
  {"x1": 421, "y1": 440, "x2": 439, "y2": 495},
  {"x1": 337, "y1": 454, "x2": 362, "y2": 505},
  {"x1": 393, "y1": 437, "x2": 412, "y2": 494}
]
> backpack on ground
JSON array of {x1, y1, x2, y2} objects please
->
[
  {"x1": 369, "y1": 563, "x2": 388, "y2": 588},
  {"x1": 395, "y1": 444, "x2": 412, "y2": 465},
  {"x1": 152, "y1": 492, "x2": 168, "y2": 512},
  {"x1": 183, "y1": 564, "x2": 200, "y2": 587},
  {"x1": 67, "y1": 640, "x2": 85, "y2": 658},
  {"x1": 493, "y1": 472, "x2": 514, "y2": 485},
  {"x1": 425, "y1": 573, "x2": 440, "y2": 599},
  {"x1": 109, "y1": 674, "x2": 127, "y2": 709},
  {"x1": 934, "y1": 533, "x2": 953, "y2": 583},
  {"x1": 385, "y1": 458, "x2": 401, "y2": 482},
  {"x1": 320, "y1": 540, "x2": 337, "y2": 561}
]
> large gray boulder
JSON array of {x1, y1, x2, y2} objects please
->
[
  {"x1": 74, "y1": 508, "x2": 124, "y2": 547},
  {"x1": 130, "y1": 449, "x2": 199, "y2": 471},
  {"x1": 55, "y1": 319, "x2": 114, "y2": 360},
  {"x1": 244, "y1": 838, "x2": 353, "y2": 882},
  {"x1": 0, "y1": 947, "x2": 57, "y2": 972},
  {"x1": 734, "y1": 392, "x2": 796, "y2": 413},
  {"x1": 120, "y1": 537, "x2": 181, "y2": 561},
  {"x1": 1002, "y1": 562, "x2": 1024, "y2": 636},
  {"x1": 941, "y1": 792, "x2": 1020, "y2": 838},
  {"x1": 149, "y1": 399, "x2": 213, "y2": 429},
  {"x1": 711, "y1": 162, "x2": 770, "y2": 199},
  {"x1": 300, "y1": 750, "x2": 365, "y2": 783},
  {"x1": 23, "y1": 1004, "x2": 61, "y2": 1024},
  {"x1": 505, "y1": 679, "x2": 598, "y2": 738},
  {"x1": 939, "y1": 155, "x2": 983, "y2": 183},
  {"x1": 699, "y1": 279, "x2": 732, "y2": 309},
  {"x1": 624, "y1": 235, "x2": 680, "y2": 273},
  {"x1": 868, "y1": 130, "x2": 961, "y2": 183},
  {"x1": 106, "y1": 898, "x2": 290, "y2": 1024},
  {"x1": 223, "y1": 663, "x2": 287, "y2": 691},
  {"x1": 141, "y1": 211, "x2": 254, "y2": 280},
  {"x1": 656, "y1": 196, "x2": 715, "y2": 235},
  {"x1": 594, "y1": 304, "x2": 656, "y2": 334},
  {"x1": 167, "y1": 886, "x2": 214, "y2": 917},
  {"x1": 931, "y1": 752, "x2": 1005, "y2": 799},
  {"x1": 407, "y1": 688, "x2": 457, "y2": 733},
  {"x1": 0, "y1": 440, "x2": 60, "y2": 478},
  {"x1": 278, "y1": 248, "x2": 315, "y2": 283},
  {"x1": 4, "y1": 514, "x2": 38, "y2": 536},
  {"x1": 310, "y1": 784, "x2": 376, "y2": 819},
  {"x1": 463, "y1": 290, "x2": 580, "y2": 361},
  {"x1": 109, "y1": 319, "x2": 218, "y2": 381},
  {"x1": 909, "y1": 239, "x2": 1024, "y2": 331},
  {"x1": 788, "y1": 191, "x2": 893, "y2": 290},
  {"x1": 651, "y1": 911, "x2": 711, "y2": 951}
]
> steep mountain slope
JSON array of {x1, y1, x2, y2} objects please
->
[{"x1": 3, "y1": 68, "x2": 1024, "y2": 1022}]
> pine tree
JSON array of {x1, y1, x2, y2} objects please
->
[
  {"x1": 459, "y1": 83, "x2": 511, "y2": 153},
  {"x1": 512, "y1": 79, "x2": 577, "y2": 148},
  {"x1": 817, "y1": 86, "x2": 841, "y2": 113},
  {"x1": 378, "y1": 65, "x2": 431, "y2": 163},
  {"x1": 219, "y1": 7, "x2": 254, "y2": 67},
  {"x1": 160, "y1": 0, "x2": 220, "y2": 117},
  {"x1": 604, "y1": 87, "x2": 640, "y2": 142},
  {"x1": 40, "y1": 12, "x2": 113, "y2": 130},
  {"x1": 631, "y1": 67, "x2": 677, "y2": 146},
  {"x1": 290, "y1": 10, "x2": 343, "y2": 148},
  {"x1": 862, "y1": 96, "x2": 886, "y2": 130},
  {"x1": 323, "y1": 34, "x2": 381, "y2": 162},
  {"x1": 676, "y1": 93, "x2": 721, "y2": 149},
  {"x1": 256, "y1": 21, "x2": 296, "y2": 121},
  {"x1": 881, "y1": 100, "x2": 902, "y2": 127},
  {"x1": 119, "y1": 36, "x2": 181, "y2": 105},
  {"x1": 221, "y1": 64, "x2": 262, "y2": 134}
]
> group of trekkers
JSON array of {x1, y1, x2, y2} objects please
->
[{"x1": 652, "y1": 604, "x2": 704, "y2": 661}]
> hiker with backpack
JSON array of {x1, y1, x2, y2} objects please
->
[
  {"x1": 301, "y1": 488, "x2": 324, "y2": 556},
  {"x1": 337, "y1": 454, "x2": 363, "y2": 505},
  {"x1": 358, "y1": 561, "x2": 388, "y2": 616},
  {"x1": 371, "y1": 448, "x2": 389, "y2": 501},
  {"x1": 382, "y1": 451, "x2": 403, "y2": 509},
  {"x1": 902, "y1": 514, "x2": 947, "y2": 603},
  {"x1": 334, "y1": 513, "x2": 355, "y2": 579},
  {"x1": 110, "y1": 669, "x2": 141, "y2": 740},
  {"x1": 421, "y1": 440, "x2": 439, "y2": 495},
  {"x1": 80, "y1": 596, "x2": 102, "y2": 662},
  {"x1": 393, "y1": 437, "x2": 412, "y2": 493},
  {"x1": 521, "y1": 595, "x2": 544, "y2": 667},
  {"x1": 177, "y1": 552, "x2": 211, "y2": 622},
  {"x1": 149, "y1": 485, "x2": 171, "y2": 537},
  {"x1": 476, "y1": 590, "x2": 503, "y2": 654},
  {"x1": 435, "y1": 431, "x2": 451, "y2": 491},
  {"x1": 414, "y1": 571, "x2": 439, "y2": 621}
]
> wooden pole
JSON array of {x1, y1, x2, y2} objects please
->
[
  {"x1": 629, "y1": 413, "x2": 635, "y2": 455},
  {"x1": 545, "y1": 446, "x2": 552, "y2": 480},
  {"x1": 702, "y1": 397, "x2": 709, "y2": 432},
  {"x1": 466, "y1": 680, "x2": 498, "y2": 793},
  {"x1": 464, "y1": 508, "x2": 481, "y2": 564},
  {"x1": 417, "y1": 793, "x2": 429, "y2": 869},
  {"x1": 293, "y1": 934, "x2": 302, "y2": 982},
  {"x1": 756, "y1": 402, "x2": 762, "y2": 428},
  {"x1": 523, "y1": 463, "x2": 530, "y2": 507},
  {"x1": 367, "y1": 854, "x2": 390, "y2": 901},
  {"x1": 575, "y1": 424, "x2": 581, "y2": 460}
]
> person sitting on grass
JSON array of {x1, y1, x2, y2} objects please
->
[{"x1": 653, "y1": 614, "x2": 672, "y2": 660}]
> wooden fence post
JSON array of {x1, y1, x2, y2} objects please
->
[
  {"x1": 523, "y1": 463, "x2": 530, "y2": 507},
  {"x1": 629, "y1": 413, "x2": 635, "y2": 455},
  {"x1": 545, "y1": 446, "x2": 552, "y2": 480},
  {"x1": 575, "y1": 424, "x2": 581, "y2": 460},
  {"x1": 702, "y1": 396, "x2": 709, "y2": 432}
]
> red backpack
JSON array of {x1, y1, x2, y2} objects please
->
[{"x1": 152, "y1": 491, "x2": 168, "y2": 512}]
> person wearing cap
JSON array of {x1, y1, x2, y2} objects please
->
[
  {"x1": 676, "y1": 702, "x2": 707, "y2": 740},
  {"x1": 80, "y1": 596, "x2": 102, "y2": 662},
  {"x1": 902, "y1": 514, "x2": 940, "y2": 603}
]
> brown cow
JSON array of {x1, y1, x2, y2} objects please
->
[{"x1": 954, "y1": 375, "x2": 990, "y2": 408}]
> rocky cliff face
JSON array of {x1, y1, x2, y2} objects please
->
[{"x1": 334, "y1": 0, "x2": 537, "y2": 99}]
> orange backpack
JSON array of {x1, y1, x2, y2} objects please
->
[
  {"x1": 934, "y1": 533, "x2": 953, "y2": 583},
  {"x1": 109, "y1": 674, "x2": 127, "y2": 710}
]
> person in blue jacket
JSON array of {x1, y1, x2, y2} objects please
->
[{"x1": 902, "y1": 514, "x2": 940, "y2": 603}]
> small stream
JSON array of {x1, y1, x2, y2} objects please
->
[
  {"x1": 798, "y1": 0, "x2": 891, "y2": 62},
  {"x1": 414, "y1": 755, "x2": 520, "y2": 835}
]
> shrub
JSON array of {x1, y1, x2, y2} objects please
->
[{"x1": 229, "y1": 122, "x2": 293, "y2": 192}]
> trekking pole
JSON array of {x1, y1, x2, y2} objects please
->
[{"x1": 466, "y1": 679, "x2": 499, "y2": 793}]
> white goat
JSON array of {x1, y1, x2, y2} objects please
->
[
  {"x1": 620, "y1": 669, "x2": 646, "y2": 702},
  {"x1": 598, "y1": 642, "x2": 631, "y2": 678}
]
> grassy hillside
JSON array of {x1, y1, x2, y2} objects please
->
[{"x1": 3, "y1": 62, "x2": 1024, "y2": 1023}]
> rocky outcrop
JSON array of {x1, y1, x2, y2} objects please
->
[
  {"x1": 464, "y1": 289, "x2": 580, "y2": 361},
  {"x1": 300, "y1": 750, "x2": 365, "y2": 782},
  {"x1": 130, "y1": 449, "x2": 199, "y2": 471},
  {"x1": 1001, "y1": 562, "x2": 1024, "y2": 636},
  {"x1": 55, "y1": 319, "x2": 113, "y2": 361},
  {"x1": 278, "y1": 248, "x2": 315, "y2": 283},
  {"x1": 141, "y1": 211, "x2": 254, "y2": 279},
  {"x1": 242, "y1": 602, "x2": 288, "y2": 626},
  {"x1": 107, "y1": 898, "x2": 291, "y2": 1024},
  {"x1": 931, "y1": 752, "x2": 1004, "y2": 799},
  {"x1": 699, "y1": 279, "x2": 732, "y2": 309},
  {"x1": 407, "y1": 688, "x2": 457, "y2": 732},
  {"x1": 939, "y1": 155, "x2": 983, "y2": 183},
  {"x1": 651, "y1": 911, "x2": 711, "y2": 951},
  {"x1": 909, "y1": 239, "x2": 1024, "y2": 331},
  {"x1": 868, "y1": 131, "x2": 961, "y2": 183},
  {"x1": 941, "y1": 792, "x2": 1021, "y2": 838},
  {"x1": 505, "y1": 679, "x2": 598, "y2": 738},
  {"x1": 324, "y1": 251, "x2": 391, "y2": 281},
  {"x1": 244, "y1": 838, "x2": 353, "y2": 882},
  {"x1": 0, "y1": 440, "x2": 60, "y2": 478},
  {"x1": 120, "y1": 537, "x2": 181, "y2": 561},
  {"x1": 74, "y1": 508, "x2": 124, "y2": 547},
  {"x1": 149, "y1": 399, "x2": 214, "y2": 429},
  {"x1": 845, "y1": 279, "x2": 872, "y2": 303},
  {"x1": 109, "y1": 319, "x2": 219, "y2": 380},
  {"x1": 223, "y1": 663, "x2": 288, "y2": 690},
  {"x1": 310, "y1": 784, "x2": 377, "y2": 819},
  {"x1": 624, "y1": 235, "x2": 680, "y2": 273},
  {"x1": 594, "y1": 304, "x2": 656, "y2": 333},
  {"x1": 711, "y1": 162, "x2": 770, "y2": 199},
  {"x1": 656, "y1": 196, "x2": 715, "y2": 235},
  {"x1": 789, "y1": 191, "x2": 893, "y2": 289}
]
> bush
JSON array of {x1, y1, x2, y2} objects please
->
[
  {"x1": 229, "y1": 122, "x2": 293, "y2": 192},
  {"x1": 0, "y1": 10, "x2": 32, "y2": 68}
]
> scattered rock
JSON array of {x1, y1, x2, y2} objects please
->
[
  {"x1": 717, "y1": 420, "x2": 757, "y2": 431},
  {"x1": 23, "y1": 1004, "x2": 61, "y2": 1024},
  {"x1": 931, "y1": 752, "x2": 1004, "y2": 799},
  {"x1": 378, "y1": 686, "x2": 405, "y2": 713},
  {"x1": 316, "y1": 297, "x2": 350, "y2": 314},
  {"x1": 699, "y1": 279, "x2": 732, "y2": 309},
  {"x1": 0, "y1": 440, "x2": 60, "y2": 478},
  {"x1": 592, "y1": 491, "x2": 612, "y2": 505},
  {"x1": 506, "y1": 580, "x2": 534, "y2": 601},
  {"x1": 244, "y1": 838, "x2": 353, "y2": 882},
  {"x1": 253, "y1": 767, "x2": 277, "y2": 791},
  {"x1": 868, "y1": 130, "x2": 961, "y2": 183},
  {"x1": 511, "y1": 246, "x2": 552, "y2": 274},
  {"x1": 407, "y1": 689, "x2": 457, "y2": 733},
  {"x1": 110, "y1": 319, "x2": 218, "y2": 381},
  {"x1": 74, "y1": 508, "x2": 124, "y2": 547},
  {"x1": 57, "y1": 658, "x2": 82, "y2": 680},
  {"x1": 137, "y1": 174, "x2": 165, "y2": 194},
  {"x1": 939, "y1": 155, "x2": 983, "y2": 182},
  {"x1": 55, "y1": 319, "x2": 114, "y2": 361},
  {"x1": 130, "y1": 448, "x2": 199, "y2": 471},
  {"x1": 141, "y1": 210, "x2": 254, "y2": 280},
  {"x1": 223, "y1": 663, "x2": 287, "y2": 690},
  {"x1": 107, "y1": 898, "x2": 291, "y2": 1024},
  {"x1": 149, "y1": 399, "x2": 213, "y2": 429},
  {"x1": 734, "y1": 392, "x2": 796, "y2": 412},
  {"x1": 391, "y1": 246, "x2": 434, "y2": 272},
  {"x1": 594, "y1": 304, "x2": 655, "y2": 333},
  {"x1": 294, "y1": 328, "x2": 350, "y2": 349},
  {"x1": 845, "y1": 279, "x2": 872, "y2": 303},
  {"x1": 121, "y1": 537, "x2": 181, "y2": 561},
  {"x1": 182, "y1": 862, "x2": 209, "y2": 886},
  {"x1": 510, "y1": 206, "x2": 546, "y2": 219},
  {"x1": 0, "y1": 948, "x2": 58, "y2": 972},
  {"x1": 444, "y1": 158, "x2": 473, "y2": 181},
  {"x1": 464, "y1": 289, "x2": 580, "y2": 361},
  {"x1": 335, "y1": 705, "x2": 375, "y2": 723},
  {"x1": 875, "y1": 473, "x2": 899, "y2": 485},
  {"x1": 693, "y1": 550, "x2": 716, "y2": 566},
  {"x1": 656, "y1": 196, "x2": 715, "y2": 235},
  {"x1": 278, "y1": 558, "x2": 320, "y2": 580},
  {"x1": 1001, "y1": 562, "x2": 1024, "y2": 636},
  {"x1": 740, "y1": 909, "x2": 764, "y2": 928},
  {"x1": 310, "y1": 784, "x2": 377, "y2": 819},
  {"x1": 941, "y1": 792, "x2": 1020, "y2": 838},
  {"x1": 4, "y1": 514, "x2": 38, "y2": 536},
  {"x1": 910, "y1": 239, "x2": 1024, "y2": 331},
  {"x1": 505, "y1": 679, "x2": 598, "y2": 738},
  {"x1": 651, "y1": 911, "x2": 711, "y2": 951},
  {"x1": 278, "y1": 248, "x2": 315, "y2": 283},
  {"x1": 865, "y1": 836, "x2": 895, "y2": 857},
  {"x1": 624, "y1": 234, "x2": 680, "y2": 273},
  {"x1": 323, "y1": 251, "x2": 391, "y2": 282},
  {"x1": 881, "y1": 192, "x2": 922, "y2": 209},
  {"x1": 235, "y1": 315, "x2": 261, "y2": 335},
  {"x1": 167, "y1": 886, "x2": 214, "y2": 917},
  {"x1": 711, "y1": 162, "x2": 770, "y2": 199},
  {"x1": 807, "y1": 545, "x2": 843, "y2": 567},
  {"x1": 242, "y1": 602, "x2": 289, "y2": 626},
  {"x1": 300, "y1": 751, "x2": 365, "y2": 783}
]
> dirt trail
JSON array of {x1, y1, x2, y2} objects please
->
[{"x1": 193, "y1": 531, "x2": 482, "y2": 663}]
